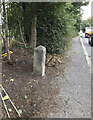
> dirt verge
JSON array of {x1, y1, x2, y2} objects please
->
[{"x1": 2, "y1": 47, "x2": 69, "y2": 118}]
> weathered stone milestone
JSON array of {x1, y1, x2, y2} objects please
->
[{"x1": 33, "y1": 45, "x2": 46, "y2": 77}]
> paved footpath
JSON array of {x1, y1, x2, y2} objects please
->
[{"x1": 48, "y1": 36, "x2": 91, "y2": 118}]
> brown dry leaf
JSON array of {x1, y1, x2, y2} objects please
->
[{"x1": 46, "y1": 53, "x2": 63, "y2": 67}]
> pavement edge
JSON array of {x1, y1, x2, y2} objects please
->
[{"x1": 80, "y1": 37, "x2": 91, "y2": 70}]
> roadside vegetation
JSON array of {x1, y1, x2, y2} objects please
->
[
  {"x1": 81, "y1": 17, "x2": 93, "y2": 32},
  {"x1": 1, "y1": 2, "x2": 88, "y2": 58}
]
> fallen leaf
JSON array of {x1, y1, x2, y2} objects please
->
[
  {"x1": 24, "y1": 95, "x2": 27, "y2": 99},
  {"x1": 10, "y1": 78, "x2": 15, "y2": 82},
  {"x1": 34, "y1": 104, "x2": 36, "y2": 107},
  {"x1": 3, "y1": 74, "x2": 5, "y2": 77},
  {"x1": 23, "y1": 95, "x2": 27, "y2": 99},
  {"x1": 33, "y1": 80, "x2": 36, "y2": 82},
  {"x1": 18, "y1": 109, "x2": 22, "y2": 115},
  {"x1": 8, "y1": 108, "x2": 12, "y2": 112}
]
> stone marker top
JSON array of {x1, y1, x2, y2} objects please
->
[{"x1": 34, "y1": 45, "x2": 46, "y2": 52}]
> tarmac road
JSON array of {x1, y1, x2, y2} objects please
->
[{"x1": 48, "y1": 36, "x2": 91, "y2": 118}]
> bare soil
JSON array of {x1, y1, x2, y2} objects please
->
[{"x1": 2, "y1": 47, "x2": 69, "y2": 119}]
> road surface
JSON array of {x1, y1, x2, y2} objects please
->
[{"x1": 48, "y1": 36, "x2": 91, "y2": 118}]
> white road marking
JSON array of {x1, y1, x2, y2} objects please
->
[{"x1": 80, "y1": 37, "x2": 91, "y2": 71}]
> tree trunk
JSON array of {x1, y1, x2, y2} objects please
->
[
  {"x1": 3, "y1": 1, "x2": 11, "y2": 62},
  {"x1": 18, "y1": 18, "x2": 27, "y2": 48},
  {"x1": 30, "y1": 3, "x2": 37, "y2": 52},
  {"x1": 2, "y1": 24, "x2": 7, "y2": 53}
]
